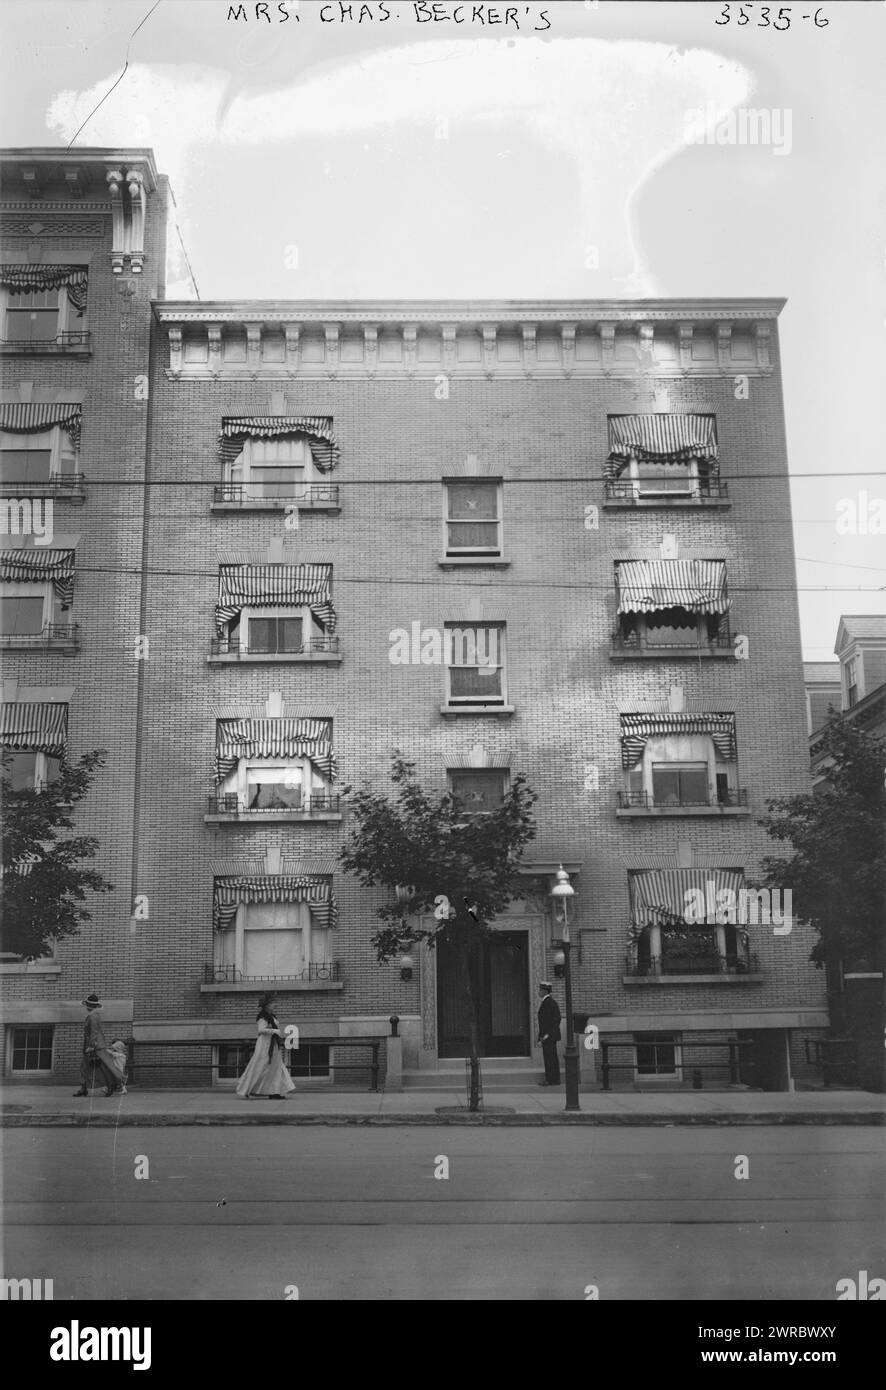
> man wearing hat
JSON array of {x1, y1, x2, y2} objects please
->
[
  {"x1": 73, "y1": 993, "x2": 119, "y2": 1097},
  {"x1": 537, "y1": 982, "x2": 562, "y2": 1086}
]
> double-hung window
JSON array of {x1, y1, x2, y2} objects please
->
[
  {"x1": 214, "y1": 900, "x2": 330, "y2": 981},
  {"x1": 7, "y1": 1025, "x2": 55, "y2": 1073},
  {"x1": 0, "y1": 428, "x2": 76, "y2": 487},
  {"x1": 448, "y1": 768, "x2": 508, "y2": 814},
  {"x1": 218, "y1": 758, "x2": 330, "y2": 813},
  {"x1": 0, "y1": 583, "x2": 52, "y2": 638},
  {"x1": 445, "y1": 623, "x2": 506, "y2": 706},
  {"x1": 444, "y1": 480, "x2": 502, "y2": 557},
  {"x1": 232, "y1": 437, "x2": 315, "y2": 501},
  {"x1": 634, "y1": 1034, "x2": 681, "y2": 1078},
  {"x1": 3, "y1": 750, "x2": 61, "y2": 791},
  {"x1": 651, "y1": 762, "x2": 710, "y2": 807},
  {"x1": 3, "y1": 288, "x2": 64, "y2": 344},
  {"x1": 228, "y1": 607, "x2": 324, "y2": 656}
]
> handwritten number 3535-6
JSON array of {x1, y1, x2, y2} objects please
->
[{"x1": 716, "y1": 5, "x2": 828, "y2": 26}]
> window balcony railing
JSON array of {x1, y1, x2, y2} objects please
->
[
  {"x1": 206, "y1": 792, "x2": 341, "y2": 817},
  {"x1": 625, "y1": 950, "x2": 760, "y2": 978},
  {"x1": 617, "y1": 787, "x2": 748, "y2": 811},
  {"x1": 203, "y1": 961, "x2": 341, "y2": 985},
  {"x1": 604, "y1": 479, "x2": 729, "y2": 504},
  {"x1": 611, "y1": 623, "x2": 733, "y2": 654},
  {"x1": 0, "y1": 331, "x2": 92, "y2": 356},
  {"x1": 209, "y1": 634, "x2": 340, "y2": 659},
  {"x1": 0, "y1": 623, "x2": 80, "y2": 653},
  {"x1": 0, "y1": 473, "x2": 86, "y2": 500},
  {"x1": 211, "y1": 483, "x2": 340, "y2": 510}
]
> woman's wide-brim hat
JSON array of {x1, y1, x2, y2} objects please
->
[{"x1": 82, "y1": 993, "x2": 101, "y2": 1008}]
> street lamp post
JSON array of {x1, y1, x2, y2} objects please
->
[{"x1": 551, "y1": 864, "x2": 580, "y2": 1112}]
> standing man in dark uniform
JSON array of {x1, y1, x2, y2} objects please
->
[{"x1": 537, "y1": 981, "x2": 562, "y2": 1086}]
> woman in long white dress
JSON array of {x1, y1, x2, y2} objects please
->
[{"x1": 235, "y1": 994, "x2": 296, "y2": 1099}]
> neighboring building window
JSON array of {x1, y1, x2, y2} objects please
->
[
  {"x1": 9, "y1": 1025, "x2": 54, "y2": 1073},
  {"x1": 2, "y1": 288, "x2": 64, "y2": 343},
  {"x1": 445, "y1": 623, "x2": 506, "y2": 706},
  {"x1": 807, "y1": 690, "x2": 838, "y2": 734},
  {"x1": 230, "y1": 437, "x2": 316, "y2": 501},
  {"x1": 448, "y1": 768, "x2": 508, "y2": 814},
  {"x1": 844, "y1": 656, "x2": 860, "y2": 709},
  {"x1": 214, "y1": 900, "x2": 330, "y2": 981},
  {"x1": 444, "y1": 480, "x2": 502, "y2": 556},
  {"x1": 0, "y1": 584, "x2": 52, "y2": 636},
  {"x1": 634, "y1": 1034, "x2": 680, "y2": 1078},
  {"x1": 0, "y1": 427, "x2": 76, "y2": 485}
]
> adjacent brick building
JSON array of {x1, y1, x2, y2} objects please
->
[{"x1": 1, "y1": 146, "x2": 828, "y2": 1091}]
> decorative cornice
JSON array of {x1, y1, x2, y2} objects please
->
[{"x1": 155, "y1": 297, "x2": 786, "y2": 325}]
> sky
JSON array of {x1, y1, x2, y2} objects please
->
[{"x1": 1, "y1": 0, "x2": 884, "y2": 661}]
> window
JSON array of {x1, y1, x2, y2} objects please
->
[
  {"x1": 651, "y1": 763, "x2": 709, "y2": 806},
  {"x1": 231, "y1": 437, "x2": 315, "y2": 501},
  {"x1": 0, "y1": 427, "x2": 75, "y2": 485},
  {"x1": 444, "y1": 480, "x2": 502, "y2": 556},
  {"x1": 3, "y1": 288, "x2": 63, "y2": 343},
  {"x1": 0, "y1": 585, "x2": 51, "y2": 636},
  {"x1": 219, "y1": 757, "x2": 329, "y2": 814},
  {"x1": 445, "y1": 623, "x2": 506, "y2": 706},
  {"x1": 216, "y1": 1042, "x2": 253, "y2": 1080},
  {"x1": 3, "y1": 751, "x2": 61, "y2": 791},
  {"x1": 844, "y1": 656, "x2": 860, "y2": 709},
  {"x1": 216, "y1": 1040, "x2": 330, "y2": 1080},
  {"x1": 226, "y1": 606, "x2": 326, "y2": 656},
  {"x1": 634, "y1": 1034, "x2": 680, "y2": 1078},
  {"x1": 448, "y1": 769, "x2": 508, "y2": 814},
  {"x1": 9, "y1": 1025, "x2": 54, "y2": 1073},
  {"x1": 214, "y1": 900, "x2": 330, "y2": 981},
  {"x1": 629, "y1": 458, "x2": 697, "y2": 497}
]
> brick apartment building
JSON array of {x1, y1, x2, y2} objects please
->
[{"x1": 1, "y1": 147, "x2": 829, "y2": 1091}]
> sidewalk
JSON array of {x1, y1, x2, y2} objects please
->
[{"x1": 2, "y1": 1084, "x2": 884, "y2": 1126}]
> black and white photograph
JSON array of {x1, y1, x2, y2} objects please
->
[{"x1": 0, "y1": 0, "x2": 883, "y2": 1356}]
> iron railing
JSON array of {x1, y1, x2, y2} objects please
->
[
  {"x1": 204, "y1": 961, "x2": 341, "y2": 985},
  {"x1": 209, "y1": 634, "x2": 339, "y2": 658},
  {"x1": 604, "y1": 479, "x2": 728, "y2": 503},
  {"x1": 0, "y1": 623, "x2": 80, "y2": 652},
  {"x1": 618, "y1": 787, "x2": 748, "y2": 810},
  {"x1": 612, "y1": 624, "x2": 733, "y2": 653},
  {"x1": 1, "y1": 331, "x2": 92, "y2": 353},
  {"x1": 0, "y1": 473, "x2": 86, "y2": 497},
  {"x1": 625, "y1": 949, "x2": 760, "y2": 978},
  {"x1": 206, "y1": 792, "x2": 341, "y2": 816},
  {"x1": 212, "y1": 483, "x2": 340, "y2": 507}
]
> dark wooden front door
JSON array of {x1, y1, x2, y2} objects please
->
[{"x1": 437, "y1": 931, "x2": 530, "y2": 1058}]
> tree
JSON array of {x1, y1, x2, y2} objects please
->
[
  {"x1": 0, "y1": 751, "x2": 114, "y2": 959},
  {"x1": 340, "y1": 754, "x2": 538, "y2": 1111},
  {"x1": 758, "y1": 715, "x2": 885, "y2": 1089}
]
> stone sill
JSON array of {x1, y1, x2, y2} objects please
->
[
  {"x1": 611, "y1": 648, "x2": 734, "y2": 662},
  {"x1": 603, "y1": 498, "x2": 730, "y2": 511},
  {"x1": 210, "y1": 500, "x2": 340, "y2": 514},
  {"x1": 439, "y1": 704, "x2": 516, "y2": 718},
  {"x1": 0, "y1": 487, "x2": 85, "y2": 503},
  {"x1": 0, "y1": 963, "x2": 61, "y2": 975},
  {"x1": 204, "y1": 812, "x2": 342, "y2": 824},
  {"x1": 0, "y1": 642, "x2": 80, "y2": 656},
  {"x1": 437, "y1": 556, "x2": 511, "y2": 569},
  {"x1": 623, "y1": 974, "x2": 764, "y2": 986},
  {"x1": 200, "y1": 980, "x2": 343, "y2": 994},
  {"x1": 616, "y1": 805, "x2": 750, "y2": 819},
  {"x1": 206, "y1": 653, "x2": 342, "y2": 666}
]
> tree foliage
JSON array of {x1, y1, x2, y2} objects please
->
[
  {"x1": 758, "y1": 716, "x2": 886, "y2": 972},
  {"x1": 0, "y1": 751, "x2": 114, "y2": 959}
]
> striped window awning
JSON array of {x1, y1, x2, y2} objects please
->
[
  {"x1": 0, "y1": 702, "x2": 68, "y2": 758},
  {"x1": 213, "y1": 875, "x2": 337, "y2": 931},
  {"x1": 620, "y1": 713, "x2": 737, "y2": 768},
  {"x1": 215, "y1": 717, "x2": 336, "y2": 782},
  {"x1": 628, "y1": 868, "x2": 745, "y2": 939},
  {"x1": 219, "y1": 417, "x2": 339, "y2": 472},
  {"x1": 0, "y1": 402, "x2": 82, "y2": 452},
  {"x1": 215, "y1": 562, "x2": 335, "y2": 634},
  {"x1": 606, "y1": 414, "x2": 719, "y2": 479},
  {"x1": 616, "y1": 560, "x2": 730, "y2": 615},
  {"x1": 0, "y1": 547, "x2": 75, "y2": 608},
  {"x1": 0, "y1": 264, "x2": 88, "y2": 312}
]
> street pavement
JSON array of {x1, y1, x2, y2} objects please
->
[{"x1": 3, "y1": 1125, "x2": 884, "y2": 1299}]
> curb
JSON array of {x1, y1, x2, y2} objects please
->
[{"x1": 2, "y1": 1111, "x2": 884, "y2": 1128}]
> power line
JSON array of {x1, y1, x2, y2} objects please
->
[{"x1": 64, "y1": 1, "x2": 163, "y2": 150}]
